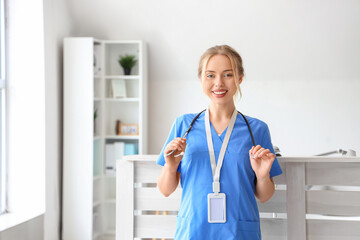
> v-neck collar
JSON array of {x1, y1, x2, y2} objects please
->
[{"x1": 209, "y1": 121, "x2": 226, "y2": 142}]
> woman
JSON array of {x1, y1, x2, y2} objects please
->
[{"x1": 157, "y1": 45, "x2": 282, "y2": 239}]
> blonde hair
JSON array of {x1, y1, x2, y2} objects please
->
[{"x1": 198, "y1": 45, "x2": 244, "y2": 101}]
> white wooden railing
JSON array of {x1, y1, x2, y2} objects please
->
[{"x1": 116, "y1": 155, "x2": 360, "y2": 240}]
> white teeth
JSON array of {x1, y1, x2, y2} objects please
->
[{"x1": 213, "y1": 91, "x2": 226, "y2": 95}]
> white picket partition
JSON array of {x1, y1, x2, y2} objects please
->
[{"x1": 116, "y1": 155, "x2": 360, "y2": 240}]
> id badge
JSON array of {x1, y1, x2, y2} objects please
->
[{"x1": 208, "y1": 193, "x2": 226, "y2": 223}]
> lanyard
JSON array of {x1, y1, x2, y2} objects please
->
[{"x1": 205, "y1": 108, "x2": 238, "y2": 194}]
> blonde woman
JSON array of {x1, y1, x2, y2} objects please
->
[{"x1": 157, "y1": 45, "x2": 282, "y2": 239}]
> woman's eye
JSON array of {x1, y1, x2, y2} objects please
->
[
  {"x1": 224, "y1": 73, "x2": 233, "y2": 77},
  {"x1": 206, "y1": 74, "x2": 214, "y2": 78}
]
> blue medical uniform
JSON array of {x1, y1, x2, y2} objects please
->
[{"x1": 157, "y1": 112, "x2": 283, "y2": 240}]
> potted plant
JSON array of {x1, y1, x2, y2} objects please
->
[{"x1": 118, "y1": 54, "x2": 137, "y2": 75}]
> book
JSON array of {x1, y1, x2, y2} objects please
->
[
  {"x1": 111, "y1": 79, "x2": 126, "y2": 98},
  {"x1": 124, "y1": 143, "x2": 138, "y2": 155},
  {"x1": 114, "y1": 142, "x2": 125, "y2": 161}
]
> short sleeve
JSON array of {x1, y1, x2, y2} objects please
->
[
  {"x1": 157, "y1": 118, "x2": 182, "y2": 172},
  {"x1": 260, "y1": 123, "x2": 283, "y2": 178}
]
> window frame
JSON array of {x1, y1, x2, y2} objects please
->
[
  {"x1": 0, "y1": 0, "x2": 6, "y2": 215},
  {"x1": 0, "y1": 0, "x2": 45, "y2": 231}
]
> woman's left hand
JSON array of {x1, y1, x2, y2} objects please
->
[{"x1": 249, "y1": 145, "x2": 275, "y2": 180}]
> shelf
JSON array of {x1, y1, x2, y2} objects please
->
[
  {"x1": 105, "y1": 135, "x2": 139, "y2": 140},
  {"x1": 104, "y1": 174, "x2": 116, "y2": 178},
  {"x1": 105, "y1": 75, "x2": 139, "y2": 80},
  {"x1": 93, "y1": 201, "x2": 101, "y2": 207},
  {"x1": 105, "y1": 98, "x2": 139, "y2": 102},
  {"x1": 103, "y1": 40, "x2": 142, "y2": 44},
  {"x1": 104, "y1": 198, "x2": 116, "y2": 204},
  {"x1": 103, "y1": 229, "x2": 116, "y2": 236},
  {"x1": 94, "y1": 75, "x2": 101, "y2": 79}
]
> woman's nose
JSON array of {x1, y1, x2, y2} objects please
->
[{"x1": 214, "y1": 75, "x2": 224, "y2": 87}]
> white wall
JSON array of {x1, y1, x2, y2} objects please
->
[
  {"x1": 43, "y1": 0, "x2": 73, "y2": 239},
  {"x1": 65, "y1": 0, "x2": 360, "y2": 156}
]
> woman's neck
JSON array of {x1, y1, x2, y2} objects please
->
[{"x1": 208, "y1": 102, "x2": 236, "y2": 122}]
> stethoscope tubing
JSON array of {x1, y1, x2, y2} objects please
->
[{"x1": 164, "y1": 109, "x2": 255, "y2": 158}]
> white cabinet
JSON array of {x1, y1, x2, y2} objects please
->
[{"x1": 63, "y1": 37, "x2": 147, "y2": 240}]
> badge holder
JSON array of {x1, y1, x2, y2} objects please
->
[
  {"x1": 208, "y1": 182, "x2": 226, "y2": 223},
  {"x1": 208, "y1": 193, "x2": 226, "y2": 223}
]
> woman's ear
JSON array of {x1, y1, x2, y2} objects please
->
[{"x1": 238, "y1": 75, "x2": 243, "y2": 84}]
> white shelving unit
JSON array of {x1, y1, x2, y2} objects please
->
[{"x1": 63, "y1": 37, "x2": 147, "y2": 240}]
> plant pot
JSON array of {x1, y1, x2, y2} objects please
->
[{"x1": 123, "y1": 68, "x2": 131, "y2": 75}]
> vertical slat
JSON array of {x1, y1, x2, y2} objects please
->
[
  {"x1": 286, "y1": 162, "x2": 306, "y2": 240},
  {"x1": 134, "y1": 215, "x2": 177, "y2": 239},
  {"x1": 260, "y1": 219, "x2": 287, "y2": 240},
  {"x1": 116, "y1": 160, "x2": 134, "y2": 240}
]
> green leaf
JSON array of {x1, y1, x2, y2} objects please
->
[{"x1": 118, "y1": 54, "x2": 137, "y2": 69}]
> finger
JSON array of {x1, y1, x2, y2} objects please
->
[
  {"x1": 176, "y1": 139, "x2": 186, "y2": 151},
  {"x1": 265, "y1": 153, "x2": 276, "y2": 162},
  {"x1": 170, "y1": 142, "x2": 182, "y2": 152},
  {"x1": 259, "y1": 149, "x2": 270, "y2": 158},
  {"x1": 178, "y1": 140, "x2": 187, "y2": 152},
  {"x1": 176, "y1": 138, "x2": 187, "y2": 149},
  {"x1": 175, "y1": 142, "x2": 183, "y2": 151},
  {"x1": 250, "y1": 146, "x2": 258, "y2": 158},
  {"x1": 165, "y1": 138, "x2": 186, "y2": 156},
  {"x1": 249, "y1": 146, "x2": 254, "y2": 153},
  {"x1": 164, "y1": 146, "x2": 178, "y2": 156},
  {"x1": 179, "y1": 138, "x2": 186, "y2": 146},
  {"x1": 254, "y1": 147, "x2": 265, "y2": 158},
  {"x1": 174, "y1": 138, "x2": 183, "y2": 145},
  {"x1": 252, "y1": 145, "x2": 262, "y2": 155}
]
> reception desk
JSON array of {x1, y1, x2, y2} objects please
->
[{"x1": 116, "y1": 156, "x2": 360, "y2": 240}]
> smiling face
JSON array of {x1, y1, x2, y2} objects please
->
[{"x1": 201, "y1": 54, "x2": 242, "y2": 106}]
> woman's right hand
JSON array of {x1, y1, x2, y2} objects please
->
[
  {"x1": 164, "y1": 137, "x2": 186, "y2": 168},
  {"x1": 158, "y1": 138, "x2": 185, "y2": 196}
]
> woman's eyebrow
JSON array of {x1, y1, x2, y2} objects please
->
[{"x1": 205, "y1": 69, "x2": 233, "y2": 72}]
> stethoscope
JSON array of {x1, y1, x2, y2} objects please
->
[{"x1": 165, "y1": 109, "x2": 256, "y2": 157}]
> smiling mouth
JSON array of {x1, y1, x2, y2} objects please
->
[{"x1": 212, "y1": 90, "x2": 228, "y2": 95}]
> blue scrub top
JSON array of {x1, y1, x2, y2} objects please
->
[{"x1": 157, "y1": 112, "x2": 283, "y2": 240}]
